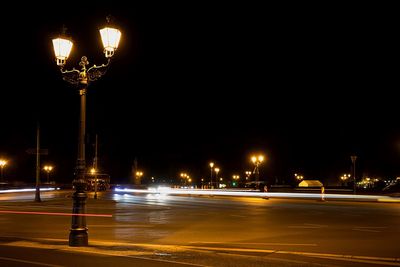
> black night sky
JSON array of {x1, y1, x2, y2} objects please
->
[{"x1": 0, "y1": 3, "x2": 398, "y2": 185}]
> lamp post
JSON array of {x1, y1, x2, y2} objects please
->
[
  {"x1": 340, "y1": 173, "x2": 350, "y2": 187},
  {"x1": 351, "y1": 155, "x2": 357, "y2": 194},
  {"x1": 294, "y1": 173, "x2": 304, "y2": 182},
  {"x1": 209, "y1": 162, "x2": 214, "y2": 189},
  {"x1": 90, "y1": 168, "x2": 97, "y2": 199},
  {"x1": 52, "y1": 17, "x2": 121, "y2": 247},
  {"x1": 135, "y1": 171, "x2": 143, "y2": 184},
  {"x1": 251, "y1": 155, "x2": 264, "y2": 182},
  {"x1": 180, "y1": 173, "x2": 188, "y2": 187},
  {"x1": 0, "y1": 159, "x2": 7, "y2": 183},
  {"x1": 214, "y1": 167, "x2": 220, "y2": 188},
  {"x1": 245, "y1": 171, "x2": 251, "y2": 181},
  {"x1": 232, "y1": 175, "x2": 239, "y2": 187},
  {"x1": 43, "y1": 165, "x2": 54, "y2": 184}
]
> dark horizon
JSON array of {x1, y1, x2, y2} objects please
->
[{"x1": 1, "y1": 3, "x2": 398, "y2": 185}]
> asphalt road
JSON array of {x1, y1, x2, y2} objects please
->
[{"x1": 0, "y1": 189, "x2": 399, "y2": 266}]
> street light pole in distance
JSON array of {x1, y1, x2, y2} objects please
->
[
  {"x1": 351, "y1": 155, "x2": 357, "y2": 195},
  {"x1": 0, "y1": 159, "x2": 7, "y2": 184},
  {"x1": 209, "y1": 162, "x2": 214, "y2": 189},
  {"x1": 251, "y1": 154, "x2": 264, "y2": 191}
]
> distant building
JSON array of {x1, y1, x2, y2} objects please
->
[{"x1": 298, "y1": 180, "x2": 323, "y2": 187}]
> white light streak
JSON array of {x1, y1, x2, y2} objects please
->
[
  {"x1": 114, "y1": 187, "x2": 399, "y2": 202},
  {"x1": 0, "y1": 188, "x2": 58, "y2": 194}
]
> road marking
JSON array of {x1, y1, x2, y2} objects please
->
[
  {"x1": 0, "y1": 256, "x2": 62, "y2": 267},
  {"x1": 352, "y1": 228, "x2": 381, "y2": 233},
  {"x1": 90, "y1": 224, "x2": 154, "y2": 228},
  {"x1": 354, "y1": 226, "x2": 387, "y2": 229},
  {"x1": 189, "y1": 241, "x2": 317, "y2": 246},
  {"x1": 288, "y1": 226, "x2": 322, "y2": 229},
  {"x1": 288, "y1": 223, "x2": 328, "y2": 229},
  {"x1": 303, "y1": 223, "x2": 328, "y2": 227},
  {"x1": 352, "y1": 226, "x2": 386, "y2": 233}
]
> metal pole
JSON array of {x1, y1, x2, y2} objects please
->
[
  {"x1": 94, "y1": 134, "x2": 98, "y2": 199},
  {"x1": 0, "y1": 167, "x2": 3, "y2": 183},
  {"x1": 353, "y1": 160, "x2": 356, "y2": 194},
  {"x1": 76, "y1": 87, "x2": 87, "y2": 181},
  {"x1": 210, "y1": 168, "x2": 213, "y2": 189},
  {"x1": 255, "y1": 163, "x2": 260, "y2": 182},
  {"x1": 351, "y1": 155, "x2": 357, "y2": 195},
  {"x1": 69, "y1": 69, "x2": 88, "y2": 246},
  {"x1": 35, "y1": 123, "x2": 41, "y2": 202}
]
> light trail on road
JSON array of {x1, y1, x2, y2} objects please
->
[
  {"x1": 114, "y1": 187, "x2": 400, "y2": 202},
  {"x1": 0, "y1": 188, "x2": 60, "y2": 194}
]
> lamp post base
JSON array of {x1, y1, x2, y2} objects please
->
[
  {"x1": 69, "y1": 229, "x2": 88, "y2": 246},
  {"x1": 34, "y1": 187, "x2": 41, "y2": 202},
  {"x1": 69, "y1": 179, "x2": 88, "y2": 247}
]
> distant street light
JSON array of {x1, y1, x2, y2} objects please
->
[
  {"x1": 232, "y1": 175, "x2": 239, "y2": 187},
  {"x1": 90, "y1": 167, "x2": 98, "y2": 199},
  {"x1": 251, "y1": 154, "x2": 264, "y2": 182},
  {"x1": 209, "y1": 162, "x2": 214, "y2": 189},
  {"x1": 0, "y1": 159, "x2": 7, "y2": 183},
  {"x1": 43, "y1": 165, "x2": 54, "y2": 184},
  {"x1": 294, "y1": 173, "x2": 304, "y2": 181},
  {"x1": 351, "y1": 155, "x2": 357, "y2": 194},
  {"x1": 214, "y1": 167, "x2": 220, "y2": 188},
  {"x1": 180, "y1": 173, "x2": 188, "y2": 186},
  {"x1": 136, "y1": 171, "x2": 143, "y2": 182},
  {"x1": 52, "y1": 17, "x2": 121, "y2": 247},
  {"x1": 245, "y1": 171, "x2": 251, "y2": 181},
  {"x1": 340, "y1": 173, "x2": 350, "y2": 186}
]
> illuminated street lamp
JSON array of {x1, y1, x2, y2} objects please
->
[
  {"x1": 0, "y1": 159, "x2": 7, "y2": 183},
  {"x1": 340, "y1": 174, "x2": 350, "y2": 181},
  {"x1": 232, "y1": 175, "x2": 239, "y2": 187},
  {"x1": 245, "y1": 171, "x2": 251, "y2": 181},
  {"x1": 52, "y1": 17, "x2": 121, "y2": 247},
  {"x1": 351, "y1": 155, "x2": 357, "y2": 194},
  {"x1": 294, "y1": 173, "x2": 304, "y2": 181},
  {"x1": 90, "y1": 168, "x2": 98, "y2": 199},
  {"x1": 136, "y1": 171, "x2": 143, "y2": 180},
  {"x1": 43, "y1": 165, "x2": 54, "y2": 184},
  {"x1": 340, "y1": 173, "x2": 350, "y2": 186},
  {"x1": 209, "y1": 162, "x2": 214, "y2": 188},
  {"x1": 180, "y1": 173, "x2": 188, "y2": 186},
  {"x1": 214, "y1": 167, "x2": 220, "y2": 188},
  {"x1": 251, "y1": 154, "x2": 264, "y2": 182}
]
